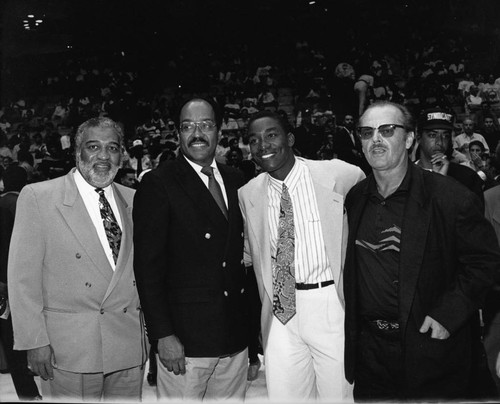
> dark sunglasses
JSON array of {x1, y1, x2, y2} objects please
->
[{"x1": 356, "y1": 124, "x2": 405, "y2": 140}]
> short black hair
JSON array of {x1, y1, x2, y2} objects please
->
[
  {"x1": 177, "y1": 97, "x2": 223, "y2": 129},
  {"x1": 247, "y1": 110, "x2": 291, "y2": 134}
]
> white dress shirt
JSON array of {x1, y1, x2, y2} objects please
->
[
  {"x1": 74, "y1": 169, "x2": 122, "y2": 270},
  {"x1": 267, "y1": 158, "x2": 333, "y2": 284}
]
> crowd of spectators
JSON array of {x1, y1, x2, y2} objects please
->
[{"x1": 0, "y1": 26, "x2": 499, "y2": 192}]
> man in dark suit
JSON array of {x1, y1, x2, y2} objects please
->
[
  {"x1": 344, "y1": 101, "x2": 500, "y2": 401},
  {"x1": 334, "y1": 114, "x2": 370, "y2": 174},
  {"x1": 133, "y1": 98, "x2": 251, "y2": 400}
]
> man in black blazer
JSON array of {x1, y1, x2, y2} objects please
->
[
  {"x1": 344, "y1": 101, "x2": 500, "y2": 401},
  {"x1": 133, "y1": 98, "x2": 251, "y2": 400}
]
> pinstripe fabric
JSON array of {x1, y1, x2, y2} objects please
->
[{"x1": 268, "y1": 159, "x2": 333, "y2": 284}]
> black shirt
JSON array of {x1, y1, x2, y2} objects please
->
[{"x1": 355, "y1": 166, "x2": 411, "y2": 320}]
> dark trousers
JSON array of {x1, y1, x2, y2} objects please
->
[
  {"x1": 0, "y1": 317, "x2": 40, "y2": 400},
  {"x1": 353, "y1": 320, "x2": 404, "y2": 402}
]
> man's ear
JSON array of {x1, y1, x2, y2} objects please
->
[
  {"x1": 406, "y1": 131, "x2": 415, "y2": 150},
  {"x1": 288, "y1": 132, "x2": 295, "y2": 147}
]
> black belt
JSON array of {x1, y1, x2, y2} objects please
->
[{"x1": 296, "y1": 280, "x2": 334, "y2": 290}]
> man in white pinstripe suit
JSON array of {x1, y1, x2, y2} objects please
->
[{"x1": 238, "y1": 110, "x2": 365, "y2": 401}]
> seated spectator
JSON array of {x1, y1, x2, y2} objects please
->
[
  {"x1": 454, "y1": 118, "x2": 490, "y2": 157},
  {"x1": 480, "y1": 115, "x2": 500, "y2": 153}
]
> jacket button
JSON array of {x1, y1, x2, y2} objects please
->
[
  {"x1": 100, "y1": 309, "x2": 104, "y2": 314},
  {"x1": 224, "y1": 291, "x2": 228, "y2": 297},
  {"x1": 85, "y1": 282, "x2": 91, "y2": 287},
  {"x1": 241, "y1": 232, "x2": 244, "y2": 237},
  {"x1": 123, "y1": 308, "x2": 127, "y2": 313},
  {"x1": 76, "y1": 253, "x2": 81, "y2": 259},
  {"x1": 241, "y1": 288, "x2": 245, "y2": 294},
  {"x1": 205, "y1": 233, "x2": 211, "y2": 239},
  {"x1": 222, "y1": 262, "x2": 226, "y2": 268},
  {"x1": 240, "y1": 259, "x2": 244, "y2": 265}
]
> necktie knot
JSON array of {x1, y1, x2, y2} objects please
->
[
  {"x1": 95, "y1": 188, "x2": 104, "y2": 196},
  {"x1": 201, "y1": 166, "x2": 214, "y2": 177}
]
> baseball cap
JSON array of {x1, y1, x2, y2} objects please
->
[
  {"x1": 132, "y1": 139, "x2": 143, "y2": 148},
  {"x1": 418, "y1": 108, "x2": 454, "y2": 131}
]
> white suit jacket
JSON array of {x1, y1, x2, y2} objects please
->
[{"x1": 238, "y1": 158, "x2": 365, "y2": 348}]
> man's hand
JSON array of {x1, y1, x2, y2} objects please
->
[
  {"x1": 157, "y1": 335, "x2": 186, "y2": 375},
  {"x1": 430, "y1": 153, "x2": 450, "y2": 176},
  {"x1": 419, "y1": 316, "x2": 450, "y2": 339},
  {"x1": 27, "y1": 345, "x2": 57, "y2": 381}
]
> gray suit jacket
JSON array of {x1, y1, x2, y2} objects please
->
[{"x1": 8, "y1": 168, "x2": 146, "y2": 374}]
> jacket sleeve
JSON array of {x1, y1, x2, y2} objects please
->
[
  {"x1": 428, "y1": 192, "x2": 500, "y2": 333},
  {"x1": 133, "y1": 172, "x2": 174, "y2": 340},
  {"x1": 8, "y1": 186, "x2": 50, "y2": 350}
]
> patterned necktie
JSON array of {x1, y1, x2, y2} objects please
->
[
  {"x1": 273, "y1": 183, "x2": 296, "y2": 324},
  {"x1": 201, "y1": 166, "x2": 228, "y2": 220},
  {"x1": 95, "y1": 188, "x2": 122, "y2": 264}
]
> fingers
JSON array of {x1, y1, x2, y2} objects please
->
[
  {"x1": 419, "y1": 316, "x2": 431, "y2": 334},
  {"x1": 162, "y1": 358, "x2": 186, "y2": 375},
  {"x1": 419, "y1": 316, "x2": 450, "y2": 340}
]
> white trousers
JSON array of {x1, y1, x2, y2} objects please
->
[
  {"x1": 156, "y1": 348, "x2": 247, "y2": 401},
  {"x1": 265, "y1": 285, "x2": 353, "y2": 402}
]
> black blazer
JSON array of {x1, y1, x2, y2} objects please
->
[
  {"x1": 344, "y1": 163, "x2": 500, "y2": 398},
  {"x1": 133, "y1": 155, "x2": 250, "y2": 357}
]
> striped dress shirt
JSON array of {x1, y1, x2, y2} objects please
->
[{"x1": 268, "y1": 158, "x2": 333, "y2": 284}]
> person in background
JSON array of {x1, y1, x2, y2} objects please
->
[{"x1": 0, "y1": 165, "x2": 41, "y2": 401}]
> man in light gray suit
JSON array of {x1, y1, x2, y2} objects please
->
[{"x1": 8, "y1": 117, "x2": 147, "y2": 401}]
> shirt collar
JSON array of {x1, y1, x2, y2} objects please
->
[
  {"x1": 182, "y1": 154, "x2": 217, "y2": 174},
  {"x1": 365, "y1": 159, "x2": 412, "y2": 197},
  {"x1": 73, "y1": 168, "x2": 113, "y2": 198},
  {"x1": 268, "y1": 157, "x2": 302, "y2": 194}
]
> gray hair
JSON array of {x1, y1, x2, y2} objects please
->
[{"x1": 74, "y1": 117, "x2": 124, "y2": 153}]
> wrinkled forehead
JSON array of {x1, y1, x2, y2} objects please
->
[{"x1": 359, "y1": 105, "x2": 404, "y2": 127}]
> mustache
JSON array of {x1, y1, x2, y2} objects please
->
[
  {"x1": 189, "y1": 136, "x2": 209, "y2": 146},
  {"x1": 369, "y1": 144, "x2": 387, "y2": 152}
]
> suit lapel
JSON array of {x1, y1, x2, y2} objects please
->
[
  {"x1": 307, "y1": 161, "x2": 346, "y2": 303},
  {"x1": 103, "y1": 184, "x2": 132, "y2": 302},
  {"x1": 57, "y1": 171, "x2": 113, "y2": 283},
  {"x1": 175, "y1": 156, "x2": 228, "y2": 228},
  {"x1": 247, "y1": 175, "x2": 274, "y2": 304}
]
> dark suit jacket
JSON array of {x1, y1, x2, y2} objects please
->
[
  {"x1": 0, "y1": 192, "x2": 18, "y2": 285},
  {"x1": 344, "y1": 162, "x2": 500, "y2": 398},
  {"x1": 133, "y1": 154, "x2": 249, "y2": 358},
  {"x1": 447, "y1": 161, "x2": 485, "y2": 208},
  {"x1": 334, "y1": 126, "x2": 371, "y2": 174}
]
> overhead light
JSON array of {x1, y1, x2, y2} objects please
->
[
  {"x1": 309, "y1": 1, "x2": 316, "y2": 4},
  {"x1": 36, "y1": 19, "x2": 42, "y2": 23},
  {"x1": 27, "y1": 14, "x2": 34, "y2": 18}
]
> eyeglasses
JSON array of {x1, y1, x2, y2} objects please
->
[
  {"x1": 356, "y1": 124, "x2": 405, "y2": 140},
  {"x1": 180, "y1": 120, "x2": 217, "y2": 135}
]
